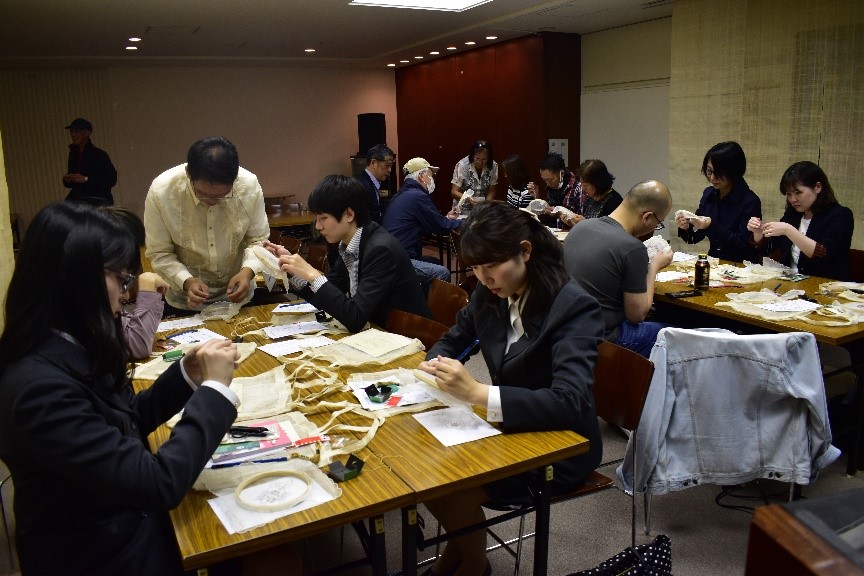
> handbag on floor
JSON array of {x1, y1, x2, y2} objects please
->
[{"x1": 567, "y1": 534, "x2": 672, "y2": 576}]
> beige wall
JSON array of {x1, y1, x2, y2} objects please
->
[
  {"x1": 669, "y1": 0, "x2": 864, "y2": 253},
  {"x1": 581, "y1": 18, "x2": 672, "y2": 235},
  {"x1": 0, "y1": 65, "x2": 398, "y2": 230}
]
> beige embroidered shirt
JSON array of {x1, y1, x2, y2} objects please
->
[{"x1": 144, "y1": 164, "x2": 270, "y2": 309}]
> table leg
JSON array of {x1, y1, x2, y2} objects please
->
[
  {"x1": 369, "y1": 515, "x2": 387, "y2": 576},
  {"x1": 533, "y1": 465, "x2": 553, "y2": 576},
  {"x1": 402, "y1": 505, "x2": 418, "y2": 576}
]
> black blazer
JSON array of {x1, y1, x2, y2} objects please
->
[
  {"x1": 356, "y1": 170, "x2": 383, "y2": 223},
  {"x1": 0, "y1": 334, "x2": 236, "y2": 575},
  {"x1": 427, "y1": 280, "x2": 604, "y2": 489},
  {"x1": 758, "y1": 202, "x2": 854, "y2": 280},
  {"x1": 298, "y1": 221, "x2": 430, "y2": 332}
]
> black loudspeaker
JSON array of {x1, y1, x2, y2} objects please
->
[{"x1": 357, "y1": 113, "x2": 386, "y2": 156}]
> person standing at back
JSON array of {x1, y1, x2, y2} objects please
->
[
  {"x1": 62, "y1": 117, "x2": 117, "y2": 206},
  {"x1": 356, "y1": 143, "x2": 395, "y2": 224}
]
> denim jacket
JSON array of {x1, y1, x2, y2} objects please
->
[{"x1": 617, "y1": 328, "x2": 840, "y2": 495}]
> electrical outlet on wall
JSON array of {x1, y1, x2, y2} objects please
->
[{"x1": 547, "y1": 138, "x2": 568, "y2": 166}]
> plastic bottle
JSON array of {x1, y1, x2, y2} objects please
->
[{"x1": 694, "y1": 253, "x2": 710, "y2": 289}]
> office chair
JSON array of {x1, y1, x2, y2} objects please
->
[
  {"x1": 385, "y1": 309, "x2": 449, "y2": 350},
  {"x1": 427, "y1": 279, "x2": 469, "y2": 328}
]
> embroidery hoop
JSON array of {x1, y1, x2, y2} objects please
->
[{"x1": 234, "y1": 469, "x2": 312, "y2": 513}]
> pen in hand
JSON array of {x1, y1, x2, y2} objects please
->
[{"x1": 455, "y1": 338, "x2": 481, "y2": 363}]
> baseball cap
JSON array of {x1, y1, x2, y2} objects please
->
[
  {"x1": 65, "y1": 118, "x2": 93, "y2": 131},
  {"x1": 402, "y1": 157, "x2": 438, "y2": 175}
]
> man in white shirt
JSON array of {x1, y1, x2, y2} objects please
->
[{"x1": 144, "y1": 136, "x2": 270, "y2": 313}]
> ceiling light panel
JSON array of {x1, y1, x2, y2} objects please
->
[{"x1": 349, "y1": 0, "x2": 492, "y2": 12}]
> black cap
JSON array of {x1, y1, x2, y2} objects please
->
[{"x1": 65, "y1": 118, "x2": 93, "y2": 131}]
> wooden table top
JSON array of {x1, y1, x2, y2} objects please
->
[
  {"x1": 141, "y1": 304, "x2": 588, "y2": 569},
  {"x1": 654, "y1": 272, "x2": 864, "y2": 347},
  {"x1": 267, "y1": 211, "x2": 316, "y2": 228},
  {"x1": 370, "y1": 414, "x2": 587, "y2": 502}
]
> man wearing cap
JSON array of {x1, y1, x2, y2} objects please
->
[
  {"x1": 382, "y1": 157, "x2": 461, "y2": 285},
  {"x1": 62, "y1": 117, "x2": 118, "y2": 205}
]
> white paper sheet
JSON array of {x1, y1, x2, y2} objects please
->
[
  {"x1": 158, "y1": 316, "x2": 204, "y2": 332},
  {"x1": 264, "y1": 321, "x2": 330, "y2": 339},
  {"x1": 339, "y1": 329, "x2": 416, "y2": 358},
  {"x1": 413, "y1": 407, "x2": 501, "y2": 447},
  {"x1": 273, "y1": 302, "x2": 318, "y2": 314},
  {"x1": 168, "y1": 328, "x2": 228, "y2": 345},
  {"x1": 259, "y1": 336, "x2": 333, "y2": 357},
  {"x1": 754, "y1": 300, "x2": 822, "y2": 313},
  {"x1": 207, "y1": 474, "x2": 338, "y2": 534}
]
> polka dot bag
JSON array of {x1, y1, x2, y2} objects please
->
[{"x1": 568, "y1": 534, "x2": 672, "y2": 576}]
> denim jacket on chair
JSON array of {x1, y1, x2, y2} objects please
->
[{"x1": 617, "y1": 328, "x2": 840, "y2": 495}]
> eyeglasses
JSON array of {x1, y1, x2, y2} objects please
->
[
  {"x1": 705, "y1": 168, "x2": 717, "y2": 178},
  {"x1": 650, "y1": 213, "x2": 666, "y2": 230},
  {"x1": 106, "y1": 269, "x2": 137, "y2": 292},
  {"x1": 195, "y1": 190, "x2": 234, "y2": 201}
]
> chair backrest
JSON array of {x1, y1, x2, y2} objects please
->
[
  {"x1": 281, "y1": 236, "x2": 302, "y2": 255},
  {"x1": 385, "y1": 309, "x2": 449, "y2": 350},
  {"x1": 306, "y1": 243, "x2": 329, "y2": 273},
  {"x1": 850, "y1": 249, "x2": 864, "y2": 283},
  {"x1": 593, "y1": 341, "x2": 654, "y2": 431},
  {"x1": 269, "y1": 228, "x2": 282, "y2": 243},
  {"x1": 427, "y1": 278, "x2": 469, "y2": 327}
]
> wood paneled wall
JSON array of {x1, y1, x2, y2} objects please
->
[{"x1": 396, "y1": 33, "x2": 581, "y2": 212}]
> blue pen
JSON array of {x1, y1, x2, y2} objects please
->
[
  {"x1": 455, "y1": 338, "x2": 481, "y2": 362},
  {"x1": 167, "y1": 329, "x2": 196, "y2": 340}
]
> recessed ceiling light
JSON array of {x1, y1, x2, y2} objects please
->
[
  {"x1": 414, "y1": 56, "x2": 424, "y2": 59},
  {"x1": 128, "y1": 37, "x2": 141, "y2": 42},
  {"x1": 349, "y1": 0, "x2": 491, "y2": 12},
  {"x1": 400, "y1": 59, "x2": 410, "y2": 63},
  {"x1": 465, "y1": 41, "x2": 476, "y2": 45},
  {"x1": 387, "y1": 63, "x2": 396, "y2": 67},
  {"x1": 430, "y1": 51, "x2": 439, "y2": 55},
  {"x1": 446, "y1": 46, "x2": 457, "y2": 50},
  {"x1": 304, "y1": 48, "x2": 316, "y2": 53},
  {"x1": 125, "y1": 46, "x2": 138, "y2": 50},
  {"x1": 486, "y1": 36, "x2": 497, "y2": 40}
]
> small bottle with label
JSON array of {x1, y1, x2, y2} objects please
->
[{"x1": 694, "y1": 253, "x2": 710, "y2": 289}]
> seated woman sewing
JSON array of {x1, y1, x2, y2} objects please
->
[{"x1": 417, "y1": 201, "x2": 604, "y2": 576}]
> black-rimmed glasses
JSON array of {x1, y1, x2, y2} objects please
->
[
  {"x1": 650, "y1": 213, "x2": 666, "y2": 230},
  {"x1": 106, "y1": 269, "x2": 137, "y2": 292}
]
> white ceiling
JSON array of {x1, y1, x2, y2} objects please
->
[{"x1": 0, "y1": 0, "x2": 672, "y2": 69}]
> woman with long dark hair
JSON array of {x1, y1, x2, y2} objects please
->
[
  {"x1": 747, "y1": 161, "x2": 853, "y2": 280},
  {"x1": 418, "y1": 202, "x2": 604, "y2": 576},
  {"x1": 0, "y1": 202, "x2": 240, "y2": 575}
]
